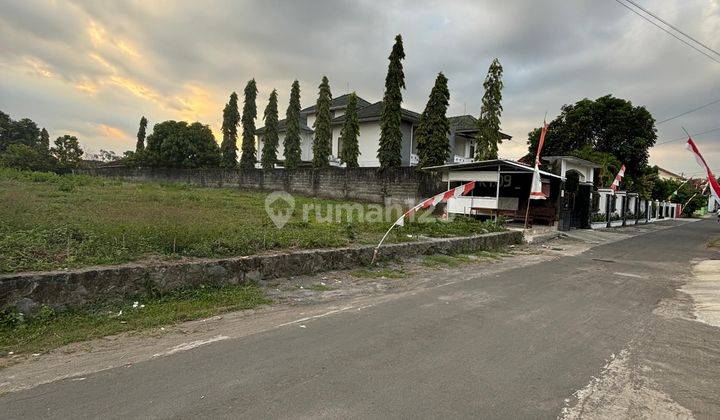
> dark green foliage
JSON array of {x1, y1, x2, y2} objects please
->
[
  {"x1": 51, "y1": 135, "x2": 84, "y2": 171},
  {"x1": 144, "y1": 121, "x2": 220, "y2": 168},
  {"x1": 136, "y1": 116, "x2": 148, "y2": 153},
  {"x1": 0, "y1": 144, "x2": 55, "y2": 171},
  {"x1": 0, "y1": 112, "x2": 57, "y2": 171},
  {"x1": 339, "y1": 92, "x2": 360, "y2": 167},
  {"x1": 39, "y1": 128, "x2": 50, "y2": 150},
  {"x1": 652, "y1": 176, "x2": 705, "y2": 215},
  {"x1": 571, "y1": 146, "x2": 622, "y2": 187},
  {"x1": 220, "y1": 93, "x2": 240, "y2": 168},
  {"x1": 416, "y1": 72, "x2": 451, "y2": 167},
  {"x1": 261, "y1": 90, "x2": 279, "y2": 170},
  {"x1": 526, "y1": 95, "x2": 657, "y2": 179},
  {"x1": 312, "y1": 76, "x2": 332, "y2": 168},
  {"x1": 240, "y1": 79, "x2": 258, "y2": 170},
  {"x1": 283, "y1": 80, "x2": 302, "y2": 169},
  {"x1": 378, "y1": 34, "x2": 406, "y2": 168},
  {"x1": 475, "y1": 58, "x2": 504, "y2": 161},
  {"x1": 0, "y1": 115, "x2": 42, "y2": 153}
]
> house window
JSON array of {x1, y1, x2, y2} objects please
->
[{"x1": 469, "y1": 144, "x2": 475, "y2": 158}]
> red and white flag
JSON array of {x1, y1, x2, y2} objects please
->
[
  {"x1": 396, "y1": 181, "x2": 476, "y2": 226},
  {"x1": 610, "y1": 165, "x2": 626, "y2": 191},
  {"x1": 686, "y1": 137, "x2": 720, "y2": 206},
  {"x1": 529, "y1": 122, "x2": 548, "y2": 200}
]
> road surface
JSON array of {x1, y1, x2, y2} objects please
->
[{"x1": 1, "y1": 219, "x2": 719, "y2": 419}]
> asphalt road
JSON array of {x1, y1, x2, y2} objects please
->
[{"x1": 2, "y1": 220, "x2": 719, "y2": 419}]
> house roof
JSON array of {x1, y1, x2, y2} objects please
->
[
  {"x1": 256, "y1": 117, "x2": 313, "y2": 135},
  {"x1": 300, "y1": 93, "x2": 372, "y2": 114},
  {"x1": 448, "y1": 115, "x2": 512, "y2": 140},
  {"x1": 331, "y1": 101, "x2": 421, "y2": 125},
  {"x1": 421, "y1": 159, "x2": 564, "y2": 180},
  {"x1": 656, "y1": 166, "x2": 686, "y2": 180},
  {"x1": 542, "y1": 156, "x2": 601, "y2": 169}
]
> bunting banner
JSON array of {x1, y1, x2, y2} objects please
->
[
  {"x1": 686, "y1": 137, "x2": 720, "y2": 206},
  {"x1": 529, "y1": 122, "x2": 548, "y2": 200},
  {"x1": 610, "y1": 165, "x2": 626, "y2": 191},
  {"x1": 372, "y1": 181, "x2": 476, "y2": 262}
]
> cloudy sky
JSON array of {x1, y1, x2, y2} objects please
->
[{"x1": 1, "y1": 0, "x2": 718, "y2": 175}]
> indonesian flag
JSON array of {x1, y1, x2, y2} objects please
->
[
  {"x1": 686, "y1": 137, "x2": 720, "y2": 206},
  {"x1": 529, "y1": 122, "x2": 548, "y2": 200},
  {"x1": 395, "y1": 181, "x2": 476, "y2": 226},
  {"x1": 610, "y1": 165, "x2": 626, "y2": 191}
]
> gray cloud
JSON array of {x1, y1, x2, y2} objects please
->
[{"x1": 0, "y1": 0, "x2": 718, "y2": 174}]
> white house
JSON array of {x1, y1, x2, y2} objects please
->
[{"x1": 256, "y1": 93, "x2": 511, "y2": 167}]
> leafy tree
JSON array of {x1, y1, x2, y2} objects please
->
[
  {"x1": 220, "y1": 93, "x2": 240, "y2": 168},
  {"x1": 571, "y1": 146, "x2": 621, "y2": 187},
  {"x1": 475, "y1": 58, "x2": 504, "y2": 160},
  {"x1": 283, "y1": 80, "x2": 302, "y2": 169},
  {"x1": 526, "y1": 95, "x2": 657, "y2": 179},
  {"x1": 378, "y1": 34, "x2": 406, "y2": 168},
  {"x1": 51, "y1": 135, "x2": 84, "y2": 171},
  {"x1": 0, "y1": 143, "x2": 55, "y2": 171},
  {"x1": 239, "y1": 79, "x2": 258, "y2": 170},
  {"x1": 261, "y1": 90, "x2": 279, "y2": 170},
  {"x1": 136, "y1": 116, "x2": 148, "y2": 153},
  {"x1": 40, "y1": 128, "x2": 50, "y2": 150},
  {"x1": 416, "y1": 72, "x2": 451, "y2": 167},
  {"x1": 159, "y1": 122, "x2": 220, "y2": 168},
  {"x1": 312, "y1": 76, "x2": 332, "y2": 168},
  {"x1": 339, "y1": 92, "x2": 360, "y2": 167}
]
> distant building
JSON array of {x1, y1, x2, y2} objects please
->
[
  {"x1": 257, "y1": 93, "x2": 511, "y2": 167},
  {"x1": 656, "y1": 167, "x2": 686, "y2": 181}
]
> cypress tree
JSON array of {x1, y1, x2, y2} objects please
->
[
  {"x1": 475, "y1": 58, "x2": 504, "y2": 161},
  {"x1": 39, "y1": 128, "x2": 50, "y2": 151},
  {"x1": 339, "y1": 92, "x2": 360, "y2": 168},
  {"x1": 283, "y1": 80, "x2": 302, "y2": 169},
  {"x1": 312, "y1": 76, "x2": 332, "y2": 168},
  {"x1": 239, "y1": 79, "x2": 258, "y2": 170},
  {"x1": 261, "y1": 90, "x2": 279, "y2": 170},
  {"x1": 416, "y1": 72, "x2": 451, "y2": 167},
  {"x1": 378, "y1": 34, "x2": 406, "y2": 168},
  {"x1": 220, "y1": 92, "x2": 240, "y2": 168},
  {"x1": 136, "y1": 116, "x2": 147, "y2": 152}
]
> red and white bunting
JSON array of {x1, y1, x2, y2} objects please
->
[
  {"x1": 686, "y1": 137, "x2": 720, "y2": 206},
  {"x1": 610, "y1": 165, "x2": 626, "y2": 191},
  {"x1": 529, "y1": 122, "x2": 548, "y2": 200},
  {"x1": 397, "y1": 181, "x2": 476, "y2": 226}
]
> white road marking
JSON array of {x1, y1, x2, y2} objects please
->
[
  {"x1": 613, "y1": 272, "x2": 645, "y2": 279},
  {"x1": 276, "y1": 307, "x2": 353, "y2": 328},
  {"x1": 684, "y1": 259, "x2": 720, "y2": 327},
  {"x1": 152, "y1": 335, "x2": 229, "y2": 357}
]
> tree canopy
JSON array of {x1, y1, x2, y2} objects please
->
[
  {"x1": 475, "y1": 58, "x2": 504, "y2": 161},
  {"x1": 239, "y1": 79, "x2": 258, "y2": 170},
  {"x1": 52, "y1": 135, "x2": 84, "y2": 171},
  {"x1": 220, "y1": 93, "x2": 240, "y2": 168},
  {"x1": 0, "y1": 111, "x2": 57, "y2": 170},
  {"x1": 416, "y1": 72, "x2": 450, "y2": 167},
  {"x1": 378, "y1": 34, "x2": 406, "y2": 168},
  {"x1": 261, "y1": 90, "x2": 280, "y2": 170},
  {"x1": 145, "y1": 120, "x2": 220, "y2": 168},
  {"x1": 283, "y1": 80, "x2": 302, "y2": 169},
  {"x1": 312, "y1": 76, "x2": 332, "y2": 168},
  {"x1": 527, "y1": 95, "x2": 657, "y2": 182},
  {"x1": 136, "y1": 116, "x2": 148, "y2": 153},
  {"x1": 339, "y1": 92, "x2": 360, "y2": 168}
]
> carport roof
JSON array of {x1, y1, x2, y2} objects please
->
[{"x1": 422, "y1": 159, "x2": 564, "y2": 180}]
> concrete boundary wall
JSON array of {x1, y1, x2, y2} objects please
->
[
  {"x1": 0, "y1": 231, "x2": 522, "y2": 312},
  {"x1": 76, "y1": 167, "x2": 444, "y2": 207}
]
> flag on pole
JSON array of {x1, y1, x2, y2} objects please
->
[
  {"x1": 529, "y1": 122, "x2": 548, "y2": 200},
  {"x1": 395, "y1": 181, "x2": 476, "y2": 226},
  {"x1": 610, "y1": 165, "x2": 626, "y2": 191},
  {"x1": 686, "y1": 137, "x2": 720, "y2": 206}
]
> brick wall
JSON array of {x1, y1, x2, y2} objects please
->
[{"x1": 77, "y1": 166, "x2": 444, "y2": 206}]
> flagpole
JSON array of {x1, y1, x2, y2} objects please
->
[{"x1": 525, "y1": 114, "x2": 548, "y2": 231}]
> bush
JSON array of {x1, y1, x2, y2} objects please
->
[{"x1": 0, "y1": 144, "x2": 56, "y2": 172}]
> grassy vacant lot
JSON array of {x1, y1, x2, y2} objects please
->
[{"x1": 0, "y1": 169, "x2": 503, "y2": 274}]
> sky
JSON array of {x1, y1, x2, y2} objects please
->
[{"x1": 0, "y1": 0, "x2": 718, "y2": 176}]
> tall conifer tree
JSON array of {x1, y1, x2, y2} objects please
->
[
  {"x1": 220, "y1": 92, "x2": 240, "y2": 168},
  {"x1": 312, "y1": 76, "x2": 332, "y2": 168},
  {"x1": 240, "y1": 79, "x2": 258, "y2": 170},
  {"x1": 339, "y1": 92, "x2": 360, "y2": 168},
  {"x1": 283, "y1": 80, "x2": 302, "y2": 169},
  {"x1": 378, "y1": 34, "x2": 406, "y2": 168},
  {"x1": 136, "y1": 116, "x2": 147, "y2": 153},
  {"x1": 475, "y1": 58, "x2": 504, "y2": 161},
  {"x1": 416, "y1": 73, "x2": 451, "y2": 167},
  {"x1": 261, "y1": 90, "x2": 279, "y2": 170}
]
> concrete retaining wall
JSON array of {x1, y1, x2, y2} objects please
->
[
  {"x1": 0, "y1": 231, "x2": 522, "y2": 313},
  {"x1": 76, "y1": 166, "x2": 444, "y2": 207}
]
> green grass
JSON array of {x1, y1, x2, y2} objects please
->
[
  {"x1": 0, "y1": 283, "x2": 269, "y2": 355},
  {"x1": 0, "y1": 168, "x2": 505, "y2": 274},
  {"x1": 350, "y1": 267, "x2": 408, "y2": 279}
]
